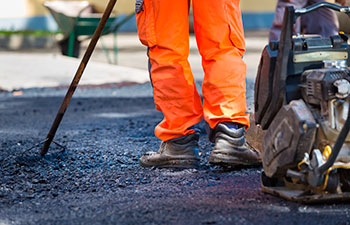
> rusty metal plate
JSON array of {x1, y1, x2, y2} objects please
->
[{"x1": 261, "y1": 172, "x2": 350, "y2": 203}]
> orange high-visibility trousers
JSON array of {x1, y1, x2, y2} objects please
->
[{"x1": 136, "y1": 0, "x2": 249, "y2": 141}]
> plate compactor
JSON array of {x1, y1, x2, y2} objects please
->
[{"x1": 254, "y1": 2, "x2": 350, "y2": 203}]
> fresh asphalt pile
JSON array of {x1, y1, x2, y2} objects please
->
[{"x1": 0, "y1": 81, "x2": 350, "y2": 225}]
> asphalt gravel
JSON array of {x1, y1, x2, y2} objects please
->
[{"x1": 0, "y1": 82, "x2": 350, "y2": 225}]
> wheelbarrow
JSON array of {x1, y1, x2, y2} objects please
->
[{"x1": 44, "y1": 1, "x2": 134, "y2": 63}]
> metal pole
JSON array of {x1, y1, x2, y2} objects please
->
[{"x1": 40, "y1": 0, "x2": 118, "y2": 156}]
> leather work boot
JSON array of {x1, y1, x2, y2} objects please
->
[
  {"x1": 209, "y1": 122, "x2": 261, "y2": 167},
  {"x1": 140, "y1": 132, "x2": 200, "y2": 168}
]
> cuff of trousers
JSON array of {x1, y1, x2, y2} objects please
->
[
  {"x1": 168, "y1": 128, "x2": 201, "y2": 142},
  {"x1": 206, "y1": 121, "x2": 247, "y2": 143}
]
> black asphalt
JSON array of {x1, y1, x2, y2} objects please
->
[{"x1": 0, "y1": 83, "x2": 350, "y2": 225}]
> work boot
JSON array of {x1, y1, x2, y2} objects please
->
[
  {"x1": 209, "y1": 122, "x2": 261, "y2": 167},
  {"x1": 140, "y1": 132, "x2": 200, "y2": 168}
]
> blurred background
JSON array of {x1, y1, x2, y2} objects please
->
[
  {"x1": 0, "y1": 0, "x2": 277, "y2": 51},
  {"x1": 0, "y1": 0, "x2": 349, "y2": 92},
  {"x1": 0, "y1": 0, "x2": 277, "y2": 32},
  {"x1": 0, "y1": 0, "x2": 280, "y2": 92}
]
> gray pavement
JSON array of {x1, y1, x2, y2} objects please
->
[
  {"x1": 0, "y1": 51, "x2": 148, "y2": 91},
  {"x1": 0, "y1": 31, "x2": 268, "y2": 92}
]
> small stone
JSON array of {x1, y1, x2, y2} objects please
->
[
  {"x1": 32, "y1": 179, "x2": 39, "y2": 184},
  {"x1": 118, "y1": 183, "x2": 126, "y2": 188},
  {"x1": 24, "y1": 194, "x2": 35, "y2": 199},
  {"x1": 39, "y1": 179, "x2": 48, "y2": 184},
  {"x1": 51, "y1": 191, "x2": 58, "y2": 197},
  {"x1": 0, "y1": 193, "x2": 7, "y2": 198}
]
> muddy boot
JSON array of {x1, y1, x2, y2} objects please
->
[
  {"x1": 140, "y1": 132, "x2": 200, "y2": 168},
  {"x1": 209, "y1": 122, "x2": 261, "y2": 167}
]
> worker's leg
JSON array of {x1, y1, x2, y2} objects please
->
[
  {"x1": 301, "y1": 0, "x2": 339, "y2": 36},
  {"x1": 136, "y1": 0, "x2": 203, "y2": 142},
  {"x1": 192, "y1": 0, "x2": 260, "y2": 166},
  {"x1": 269, "y1": 0, "x2": 307, "y2": 41},
  {"x1": 192, "y1": 0, "x2": 249, "y2": 130}
]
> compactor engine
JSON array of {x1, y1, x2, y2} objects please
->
[{"x1": 254, "y1": 2, "x2": 350, "y2": 202}]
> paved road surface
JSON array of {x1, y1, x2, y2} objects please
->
[
  {"x1": 0, "y1": 87, "x2": 350, "y2": 225},
  {"x1": 1, "y1": 31, "x2": 349, "y2": 224}
]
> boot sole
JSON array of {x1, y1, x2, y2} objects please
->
[
  {"x1": 140, "y1": 159, "x2": 200, "y2": 169},
  {"x1": 209, "y1": 153, "x2": 261, "y2": 167}
]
